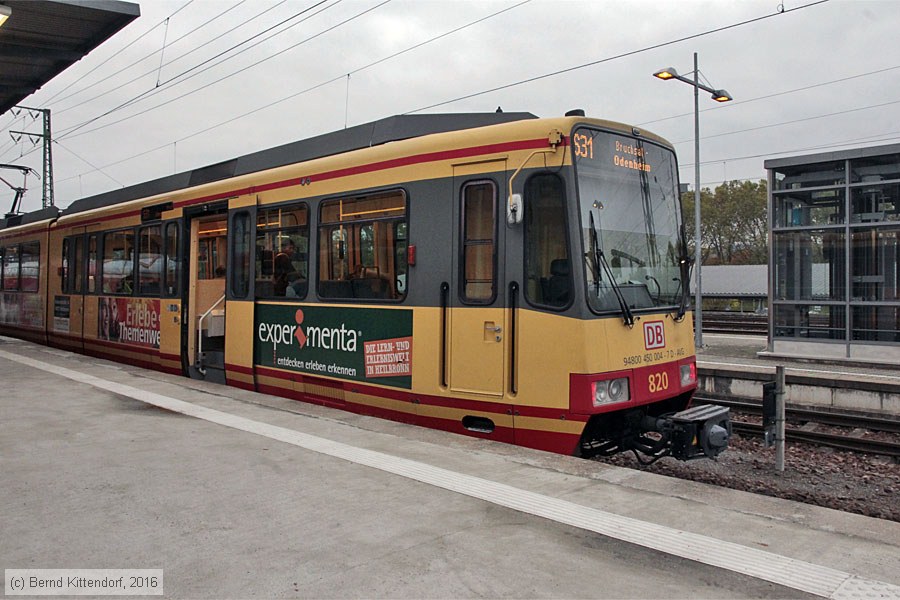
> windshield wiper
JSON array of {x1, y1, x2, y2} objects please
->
[
  {"x1": 589, "y1": 211, "x2": 635, "y2": 327},
  {"x1": 674, "y1": 255, "x2": 691, "y2": 321}
]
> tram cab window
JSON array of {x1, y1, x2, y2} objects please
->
[
  {"x1": 102, "y1": 229, "x2": 135, "y2": 295},
  {"x1": 524, "y1": 174, "x2": 571, "y2": 308},
  {"x1": 318, "y1": 191, "x2": 407, "y2": 301},
  {"x1": 256, "y1": 204, "x2": 308, "y2": 299}
]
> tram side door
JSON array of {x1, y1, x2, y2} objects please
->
[
  {"x1": 448, "y1": 163, "x2": 507, "y2": 397},
  {"x1": 184, "y1": 203, "x2": 229, "y2": 382},
  {"x1": 61, "y1": 227, "x2": 86, "y2": 350}
]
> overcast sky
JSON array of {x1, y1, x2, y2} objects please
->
[{"x1": 1, "y1": 0, "x2": 898, "y2": 213}]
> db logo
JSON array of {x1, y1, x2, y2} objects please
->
[{"x1": 644, "y1": 321, "x2": 665, "y2": 350}]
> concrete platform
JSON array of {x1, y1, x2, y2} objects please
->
[
  {"x1": 1, "y1": 335, "x2": 899, "y2": 599},
  {"x1": 698, "y1": 333, "x2": 900, "y2": 415}
]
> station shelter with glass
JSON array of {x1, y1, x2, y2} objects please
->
[{"x1": 765, "y1": 143, "x2": 900, "y2": 364}]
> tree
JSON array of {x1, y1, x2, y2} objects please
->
[{"x1": 681, "y1": 179, "x2": 768, "y2": 265}]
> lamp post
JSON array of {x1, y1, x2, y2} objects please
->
[{"x1": 653, "y1": 52, "x2": 732, "y2": 349}]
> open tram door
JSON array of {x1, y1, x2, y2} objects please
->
[
  {"x1": 447, "y1": 160, "x2": 516, "y2": 442},
  {"x1": 184, "y1": 201, "x2": 230, "y2": 383}
]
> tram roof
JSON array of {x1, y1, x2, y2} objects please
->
[
  {"x1": 0, "y1": 206, "x2": 59, "y2": 230},
  {"x1": 60, "y1": 112, "x2": 538, "y2": 218}
]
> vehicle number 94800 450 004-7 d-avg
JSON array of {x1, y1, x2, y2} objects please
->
[{"x1": 622, "y1": 347, "x2": 686, "y2": 367}]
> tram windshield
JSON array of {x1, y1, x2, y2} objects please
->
[{"x1": 573, "y1": 128, "x2": 688, "y2": 315}]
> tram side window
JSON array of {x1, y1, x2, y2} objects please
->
[
  {"x1": 87, "y1": 234, "x2": 98, "y2": 293},
  {"x1": 256, "y1": 204, "x2": 309, "y2": 299},
  {"x1": 524, "y1": 174, "x2": 570, "y2": 308},
  {"x1": 102, "y1": 229, "x2": 135, "y2": 295},
  {"x1": 231, "y1": 211, "x2": 251, "y2": 299},
  {"x1": 73, "y1": 236, "x2": 84, "y2": 294},
  {"x1": 62, "y1": 238, "x2": 71, "y2": 293},
  {"x1": 461, "y1": 181, "x2": 497, "y2": 303},
  {"x1": 138, "y1": 225, "x2": 162, "y2": 296},
  {"x1": 20, "y1": 241, "x2": 39, "y2": 292},
  {"x1": 318, "y1": 191, "x2": 407, "y2": 301},
  {"x1": 164, "y1": 222, "x2": 179, "y2": 297},
  {"x1": 3, "y1": 245, "x2": 19, "y2": 291}
]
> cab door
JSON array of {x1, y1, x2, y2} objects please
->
[{"x1": 448, "y1": 163, "x2": 507, "y2": 397}]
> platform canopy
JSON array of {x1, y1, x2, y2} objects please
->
[{"x1": 0, "y1": 0, "x2": 140, "y2": 116}]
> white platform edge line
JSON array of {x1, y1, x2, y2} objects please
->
[{"x1": 3, "y1": 347, "x2": 899, "y2": 600}]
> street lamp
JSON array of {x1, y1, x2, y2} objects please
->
[{"x1": 653, "y1": 52, "x2": 732, "y2": 349}]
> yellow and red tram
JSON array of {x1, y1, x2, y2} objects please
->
[{"x1": 0, "y1": 112, "x2": 730, "y2": 461}]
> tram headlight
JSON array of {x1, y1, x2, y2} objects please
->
[
  {"x1": 680, "y1": 363, "x2": 697, "y2": 387},
  {"x1": 592, "y1": 377, "x2": 630, "y2": 406}
]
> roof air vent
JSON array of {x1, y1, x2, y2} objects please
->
[{"x1": 565, "y1": 109, "x2": 585, "y2": 117}]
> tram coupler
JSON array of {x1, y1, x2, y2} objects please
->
[{"x1": 644, "y1": 404, "x2": 732, "y2": 460}]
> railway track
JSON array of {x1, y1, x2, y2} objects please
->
[
  {"x1": 695, "y1": 395, "x2": 900, "y2": 458},
  {"x1": 701, "y1": 311, "x2": 768, "y2": 335}
]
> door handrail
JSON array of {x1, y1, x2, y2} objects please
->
[{"x1": 197, "y1": 293, "x2": 225, "y2": 374}]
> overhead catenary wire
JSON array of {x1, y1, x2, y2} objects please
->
[
  {"x1": 4, "y1": 0, "x2": 852, "y2": 209},
  {"x1": 402, "y1": 0, "x2": 830, "y2": 114},
  {"x1": 51, "y1": 0, "x2": 258, "y2": 112},
  {"x1": 38, "y1": 0, "x2": 197, "y2": 108},
  {"x1": 50, "y1": 0, "x2": 533, "y2": 184},
  {"x1": 55, "y1": 0, "x2": 344, "y2": 140}
]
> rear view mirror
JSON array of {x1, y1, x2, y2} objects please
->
[{"x1": 507, "y1": 193, "x2": 523, "y2": 225}]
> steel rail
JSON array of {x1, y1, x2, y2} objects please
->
[
  {"x1": 732, "y1": 421, "x2": 900, "y2": 458},
  {"x1": 696, "y1": 395, "x2": 900, "y2": 434}
]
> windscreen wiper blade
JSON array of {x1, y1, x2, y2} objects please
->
[
  {"x1": 675, "y1": 256, "x2": 690, "y2": 320},
  {"x1": 590, "y1": 211, "x2": 635, "y2": 327}
]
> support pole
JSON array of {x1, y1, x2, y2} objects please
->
[
  {"x1": 775, "y1": 365, "x2": 786, "y2": 473},
  {"x1": 693, "y1": 52, "x2": 703, "y2": 349}
]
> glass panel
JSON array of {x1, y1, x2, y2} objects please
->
[
  {"x1": 164, "y1": 222, "x2": 179, "y2": 296},
  {"x1": 574, "y1": 129, "x2": 685, "y2": 313},
  {"x1": 850, "y1": 153, "x2": 900, "y2": 183},
  {"x1": 61, "y1": 238, "x2": 70, "y2": 293},
  {"x1": 198, "y1": 220, "x2": 227, "y2": 280},
  {"x1": 852, "y1": 305, "x2": 900, "y2": 342},
  {"x1": 256, "y1": 204, "x2": 309, "y2": 299},
  {"x1": 88, "y1": 235, "x2": 98, "y2": 293},
  {"x1": 73, "y1": 237, "x2": 84, "y2": 294},
  {"x1": 774, "y1": 304, "x2": 846, "y2": 340},
  {"x1": 318, "y1": 192, "x2": 407, "y2": 300},
  {"x1": 850, "y1": 182, "x2": 900, "y2": 223},
  {"x1": 773, "y1": 230, "x2": 845, "y2": 301},
  {"x1": 461, "y1": 181, "x2": 495, "y2": 303},
  {"x1": 102, "y1": 230, "x2": 134, "y2": 294},
  {"x1": 19, "y1": 241, "x2": 39, "y2": 293},
  {"x1": 524, "y1": 173, "x2": 570, "y2": 307},
  {"x1": 3, "y1": 245, "x2": 19, "y2": 291},
  {"x1": 773, "y1": 188, "x2": 844, "y2": 227},
  {"x1": 231, "y1": 212, "x2": 250, "y2": 299},
  {"x1": 138, "y1": 226, "x2": 162, "y2": 296},
  {"x1": 851, "y1": 227, "x2": 900, "y2": 301},
  {"x1": 773, "y1": 160, "x2": 845, "y2": 190}
]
